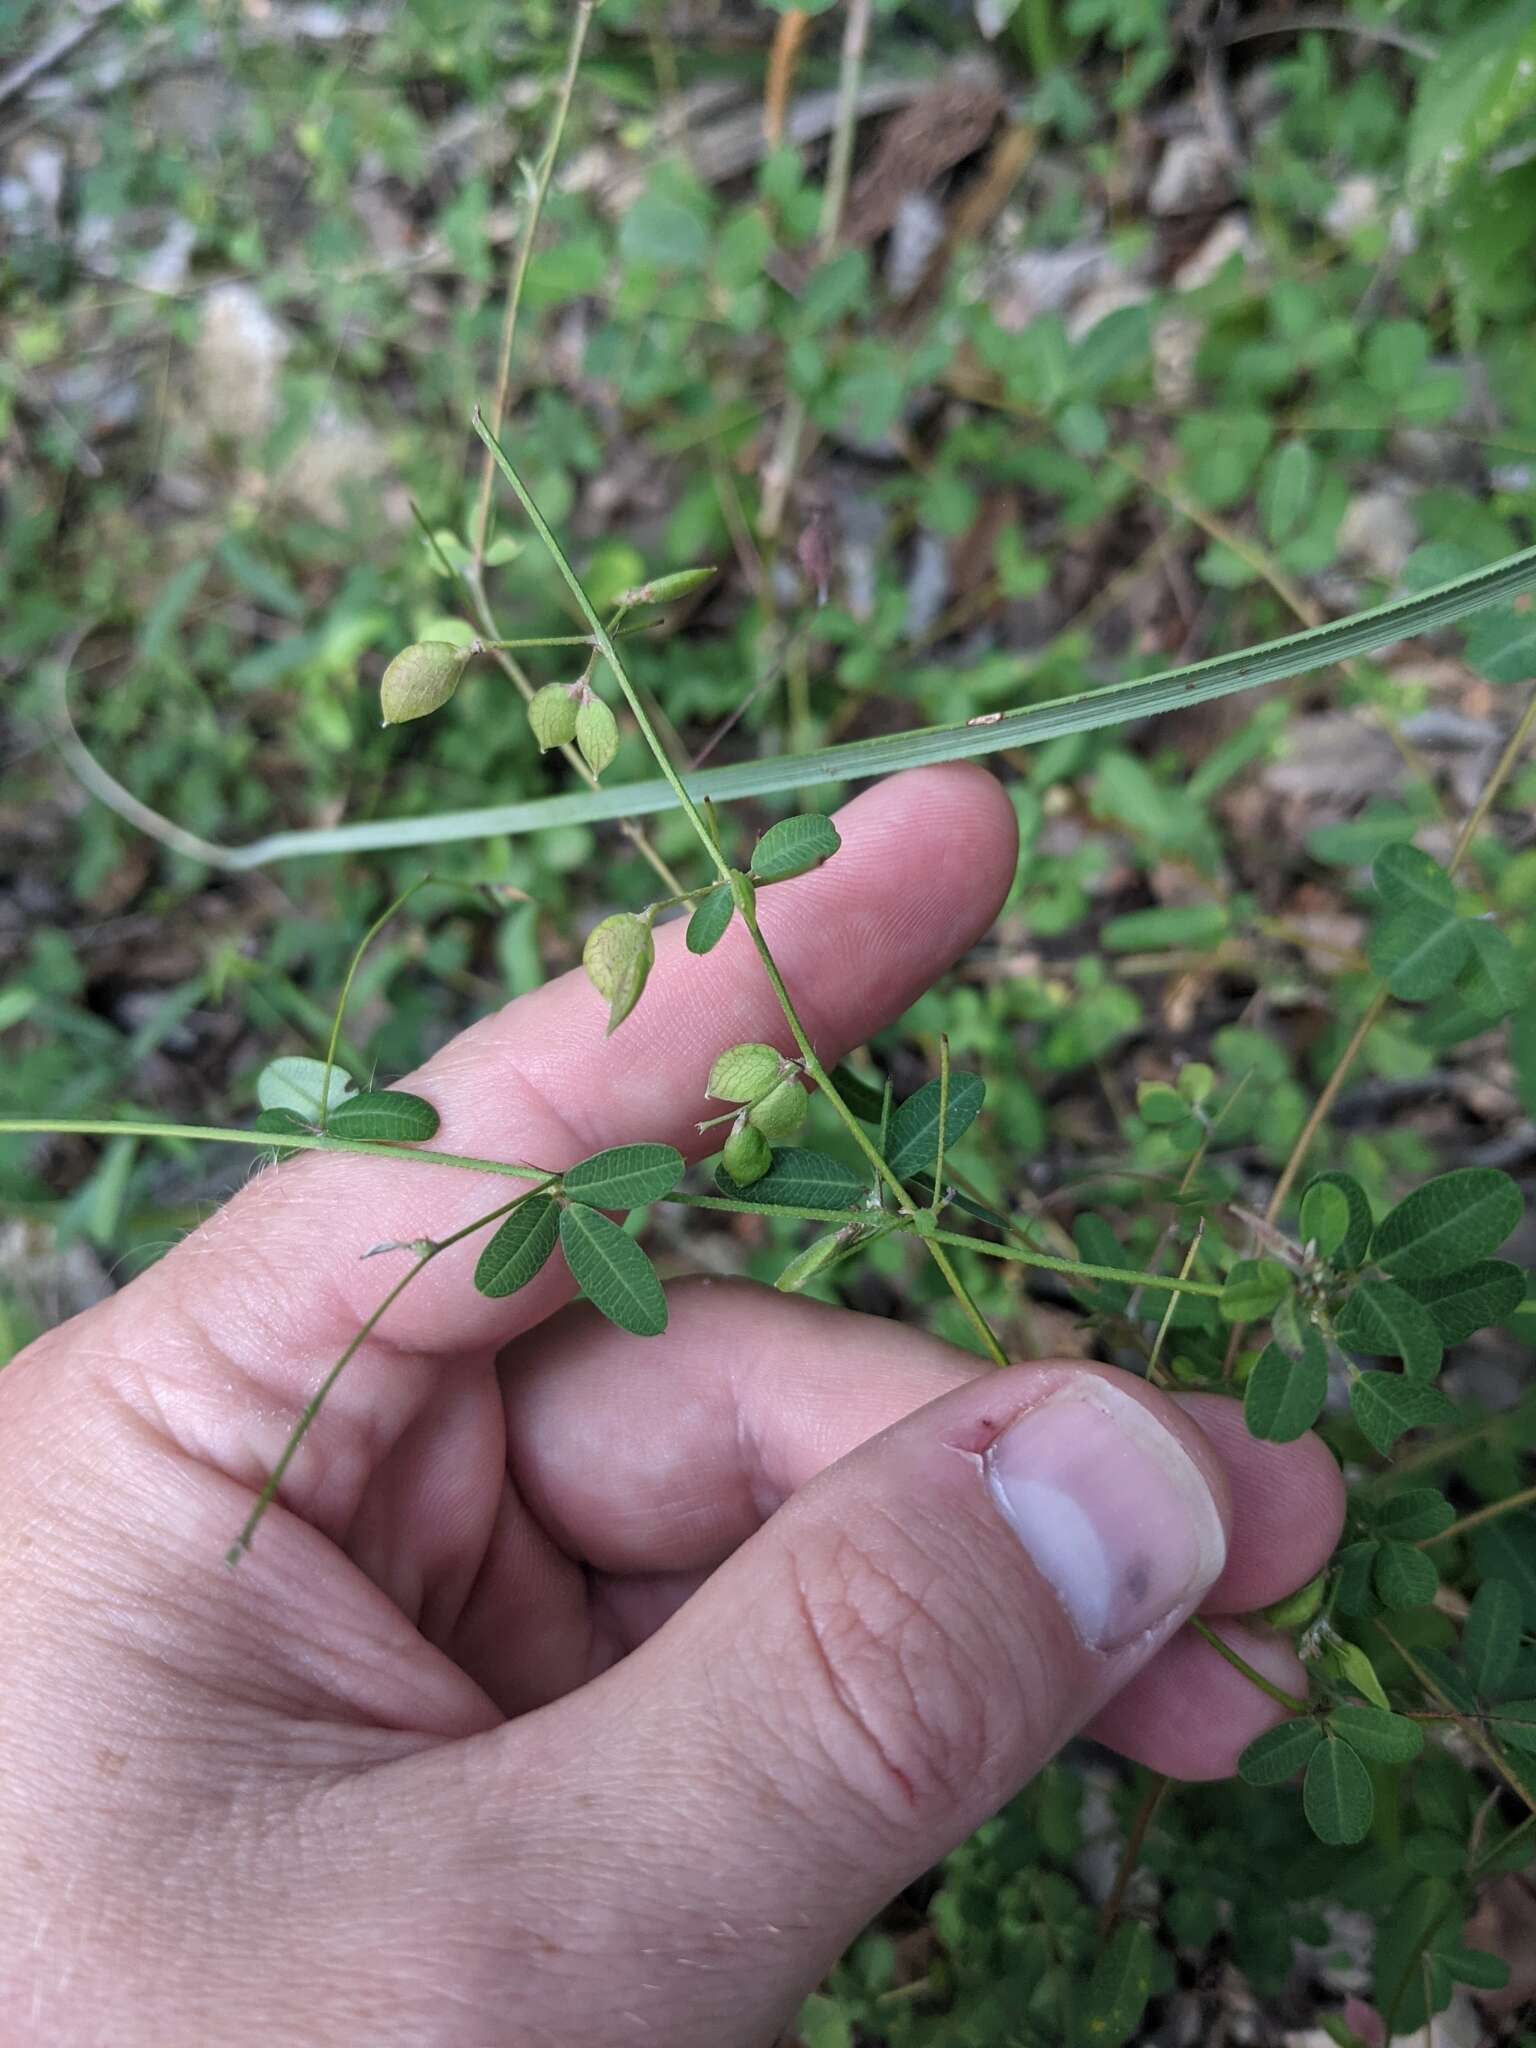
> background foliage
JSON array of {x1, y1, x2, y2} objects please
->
[{"x1": 4, "y1": 0, "x2": 1536, "y2": 2039}]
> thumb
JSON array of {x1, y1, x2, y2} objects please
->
[{"x1": 494, "y1": 1364, "x2": 1228, "y2": 2045}]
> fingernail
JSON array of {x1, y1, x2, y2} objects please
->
[{"x1": 984, "y1": 1378, "x2": 1226, "y2": 1653}]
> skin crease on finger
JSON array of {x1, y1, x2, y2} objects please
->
[{"x1": 0, "y1": 764, "x2": 1347, "y2": 2045}]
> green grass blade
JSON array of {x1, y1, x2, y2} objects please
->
[{"x1": 221, "y1": 539, "x2": 1536, "y2": 867}]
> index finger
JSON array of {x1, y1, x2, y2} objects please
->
[{"x1": 142, "y1": 764, "x2": 1018, "y2": 1366}]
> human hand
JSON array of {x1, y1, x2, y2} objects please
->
[{"x1": 0, "y1": 767, "x2": 1343, "y2": 2047}]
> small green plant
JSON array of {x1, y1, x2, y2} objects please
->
[{"x1": 7, "y1": 2, "x2": 1536, "y2": 2041}]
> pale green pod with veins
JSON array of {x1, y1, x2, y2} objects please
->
[{"x1": 380, "y1": 642, "x2": 471, "y2": 725}]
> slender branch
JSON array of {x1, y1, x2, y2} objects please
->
[
  {"x1": 319, "y1": 876, "x2": 429, "y2": 1129},
  {"x1": 932, "y1": 1034, "x2": 951, "y2": 1213},
  {"x1": 1099, "y1": 1775, "x2": 1170, "y2": 1940},
  {"x1": 469, "y1": 0, "x2": 596, "y2": 577},
  {"x1": 226, "y1": 1187, "x2": 544, "y2": 1561},
  {"x1": 1190, "y1": 1618, "x2": 1309, "y2": 1712},
  {"x1": 928, "y1": 1230, "x2": 1223, "y2": 1298}
]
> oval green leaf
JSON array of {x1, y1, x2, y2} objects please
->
[
  {"x1": 1371, "y1": 1167, "x2": 1523, "y2": 1279},
  {"x1": 1221, "y1": 1258, "x2": 1293, "y2": 1324},
  {"x1": 1077, "y1": 1919, "x2": 1155, "y2": 2048},
  {"x1": 1302, "y1": 1170, "x2": 1373, "y2": 1269},
  {"x1": 685, "y1": 884, "x2": 734, "y2": 956},
  {"x1": 254, "y1": 1106, "x2": 314, "y2": 1136},
  {"x1": 1243, "y1": 1340, "x2": 1328, "y2": 1443},
  {"x1": 715, "y1": 1147, "x2": 867, "y2": 1212},
  {"x1": 563, "y1": 1142, "x2": 684, "y2": 1210},
  {"x1": 1335, "y1": 1278, "x2": 1445, "y2": 1378},
  {"x1": 1327, "y1": 1705, "x2": 1424, "y2": 1765},
  {"x1": 1463, "y1": 1578, "x2": 1523, "y2": 1698},
  {"x1": 884, "y1": 1072, "x2": 986, "y2": 1182},
  {"x1": 474, "y1": 1195, "x2": 560, "y2": 1299},
  {"x1": 326, "y1": 1090, "x2": 441, "y2": 1143},
  {"x1": 558, "y1": 1204, "x2": 668, "y2": 1336},
  {"x1": 1299, "y1": 1180, "x2": 1351, "y2": 1261},
  {"x1": 749, "y1": 813, "x2": 842, "y2": 884},
  {"x1": 256, "y1": 1054, "x2": 357, "y2": 1120},
  {"x1": 1349, "y1": 1370, "x2": 1454, "y2": 1455},
  {"x1": 1237, "y1": 1716, "x2": 1325, "y2": 1786},
  {"x1": 1373, "y1": 1539, "x2": 1440, "y2": 1612},
  {"x1": 1400, "y1": 1259, "x2": 1526, "y2": 1344},
  {"x1": 1303, "y1": 1734, "x2": 1374, "y2": 1845}
]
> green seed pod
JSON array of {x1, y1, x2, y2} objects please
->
[
  {"x1": 620, "y1": 566, "x2": 716, "y2": 607},
  {"x1": 1259, "y1": 1572, "x2": 1326, "y2": 1633},
  {"x1": 749, "y1": 1075, "x2": 808, "y2": 1141},
  {"x1": 721, "y1": 1118, "x2": 772, "y2": 1187},
  {"x1": 582, "y1": 912, "x2": 654, "y2": 1034},
  {"x1": 707, "y1": 1042, "x2": 782, "y2": 1104},
  {"x1": 575, "y1": 695, "x2": 619, "y2": 778},
  {"x1": 775, "y1": 1230, "x2": 848, "y2": 1294},
  {"x1": 528, "y1": 682, "x2": 578, "y2": 751},
  {"x1": 380, "y1": 641, "x2": 471, "y2": 725}
]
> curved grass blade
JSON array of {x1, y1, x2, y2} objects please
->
[{"x1": 211, "y1": 540, "x2": 1536, "y2": 865}]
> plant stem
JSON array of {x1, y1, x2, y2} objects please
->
[
  {"x1": 226, "y1": 1187, "x2": 545, "y2": 1561},
  {"x1": 319, "y1": 876, "x2": 428, "y2": 1129},
  {"x1": 758, "y1": 0, "x2": 871, "y2": 543},
  {"x1": 469, "y1": 0, "x2": 596, "y2": 578},
  {"x1": 928, "y1": 1230, "x2": 1223, "y2": 1297},
  {"x1": 1099, "y1": 1774, "x2": 1169, "y2": 1939},
  {"x1": 472, "y1": 418, "x2": 1011, "y2": 1359},
  {"x1": 1191, "y1": 1618, "x2": 1309, "y2": 1712}
]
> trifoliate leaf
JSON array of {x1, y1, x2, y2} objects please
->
[
  {"x1": 474, "y1": 1195, "x2": 560, "y2": 1298},
  {"x1": 575, "y1": 696, "x2": 619, "y2": 778},
  {"x1": 686, "y1": 885, "x2": 734, "y2": 955},
  {"x1": 558, "y1": 1203, "x2": 667, "y2": 1336},
  {"x1": 256, "y1": 1055, "x2": 357, "y2": 1121},
  {"x1": 325, "y1": 1090, "x2": 440, "y2": 1143},
  {"x1": 582, "y1": 912, "x2": 654, "y2": 1034},
  {"x1": 1304, "y1": 1734, "x2": 1374, "y2": 1845},
  {"x1": 721, "y1": 1119, "x2": 772, "y2": 1186},
  {"x1": 748, "y1": 1076, "x2": 809, "y2": 1141},
  {"x1": 1243, "y1": 1340, "x2": 1328, "y2": 1442},
  {"x1": 563, "y1": 1142, "x2": 684, "y2": 1210},
  {"x1": 1335, "y1": 1279, "x2": 1445, "y2": 1378},
  {"x1": 528, "y1": 682, "x2": 579, "y2": 751},
  {"x1": 708, "y1": 1043, "x2": 782, "y2": 1103},
  {"x1": 380, "y1": 641, "x2": 470, "y2": 725},
  {"x1": 1371, "y1": 1167, "x2": 1523, "y2": 1278},
  {"x1": 749, "y1": 813, "x2": 841, "y2": 883},
  {"x1": 884, "y1": 1072, "x2": 986, "y2": 1182}
]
